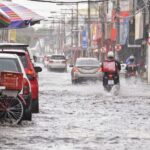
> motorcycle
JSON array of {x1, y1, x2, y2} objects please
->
[
  {"x1": 0, "y1": 71, "x2": 26, "y2": 125},
  {"x1": 103, "y1": 73, "x2": 120, "y2": 94},
  {"x1": 125, "y1": 64, "x2": 138, "y2": 83}
]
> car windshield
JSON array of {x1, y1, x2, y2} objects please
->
[
  {"x1": 0, "y1": 58, "x2": 21, "y2": 72},
  {"x1": 51, "y1": 55, "x2": 65, "y2": 60},
  {"x1": 76, "y1": 58, "x2": 100, "y2": 66}
]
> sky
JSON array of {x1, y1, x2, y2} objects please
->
[
  {"x1": 12, "y1": 0, "x2": 88, "y2": 29},
  {"x1": 12, "y1": 0, "x2": 88, "y2": 18},
  {"x1": 12, "y1": 0, "x2": 61, "y2": 18}
]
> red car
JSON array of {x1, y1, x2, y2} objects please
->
[{"x1": 0, "y1": 43, "x2": 42, "y2": 113}]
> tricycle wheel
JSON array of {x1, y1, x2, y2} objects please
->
[{"x1": 0, "y1": 96, "x2": 23, "y2": 125}]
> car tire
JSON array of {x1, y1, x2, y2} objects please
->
[
  {"x1": 64, "y1": 68, "x2": 67, "y2": 72},
  {"x1": 23, "y1": 96, "x2": 32, "y2": 121},
  {"x1": 72, "y1": 79, "x2": 78, "y2": 84},
  {"x1": 23, "y1": 107, "x2": 32, "y2": 121},
  {"x1": 32, "y1": 99, "x2": 39, "y2": 113}
]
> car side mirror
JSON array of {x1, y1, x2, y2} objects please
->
[{"x1": 34, "y1": 66, "x2": 42, "y2": 72}]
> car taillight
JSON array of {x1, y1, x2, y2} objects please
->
[
  {"x1": 108, "y1": 74, "x2": 113, "y2": 79},
  {"x1": 26, "y1": 69, "x2": 36, "y2": 80},
  {"x1": 72, "y1": 67, "x2": 79, "y2": 72},
  {"x1": 23, "y1": 78, "x2": 30, "y2": 95}
]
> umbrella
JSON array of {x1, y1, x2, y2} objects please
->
[{"x1": 0, "y1": 2, "x2": 44, "y2": 29}]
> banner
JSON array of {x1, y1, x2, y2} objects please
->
[
  {"x1": 135, "y1": 12, "x2": 143, "y2": 40},
  {"x1": 119, "y1": 18, "x2": 129, "y2": 45},
  {"x1": 82, "y1": 28, "x2": 88, "y2": 49}
]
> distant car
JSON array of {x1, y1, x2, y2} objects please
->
[
  {"x1": 47, "y1": 54, "x2": 67, "y2": 72},
  {"x1": 71, "y1": 57, "x2": 102, "y2": 84},
  {"x1": 0, "y1": 43, "x2": 42, "y2": 113},
  {"x1": 0, "y1": 53, "x2": 32, "y2": 121}
]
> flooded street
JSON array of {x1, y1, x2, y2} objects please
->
[{"x1": 1, "y1": 64, "x2": 150, "y2": 150}]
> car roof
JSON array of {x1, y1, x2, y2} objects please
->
[
  {"x1": 51, "y1": 54, "x2": 65, "y2": 56},
  {"x1": 0, "y1": 43, "x2": 28, "y2": 51},
  {"x1": 0, "y1": 49, "x2": 26, "y2": 53},
  {"x1": 0, "y1": 53, "x2": 19, "y2": 58},
  {"x1": 77, "y1": 57, "x2": 98, "y2": 61}
]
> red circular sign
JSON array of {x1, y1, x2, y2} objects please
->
[{"x1": 115, "y1": 44, "x2": 122, "y2": 51}]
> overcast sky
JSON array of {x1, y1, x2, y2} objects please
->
[
  {"x1": 12, "y1": 0, "x2": 88, "y2": 18},
  {"x1": 12, "y1": 0, "x2": 61, "y2": 18},
  {"x1": 11, "y1": 0, "x2": 88, "y2": 29}
]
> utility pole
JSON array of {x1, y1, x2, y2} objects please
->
[
  {"x1": 76, "y1": 3, "x2": 79, "y2": 48},
  {"x1": 88, "y1": 0, "x2": 91, "y2": 57},
  {"x1": 117, "y1": 0, "x2": 120, "y2": 44},
  {"x1": 71, "y1": 9, "x2": 73, "y2": 47},
  {"x1": 115, "y1": 0, "x2": 120, "y2": 60}
]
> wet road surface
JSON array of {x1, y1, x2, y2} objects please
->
[{"x1": 1, "y1": 65, "x2": 150, "y2": 150}]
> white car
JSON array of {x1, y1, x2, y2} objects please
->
[
  {"x1": 0, "y1": 53, "x2": 32, "y2": 122},
  {"x1": 47, "y1": 54, "x2": 67, "y2": 71},
  {"x1": 71, "y1": 57, "x2": 102, "y2": 83}
]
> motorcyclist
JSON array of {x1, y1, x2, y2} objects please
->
[
  {"x1": 125, "y1": 55, "x2": 138, "y2": 77},
  {"x1": 101, "y1": 51, "x2": 121, "y2": 87}
]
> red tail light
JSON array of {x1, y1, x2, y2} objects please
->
[
  {"x1": 108, "y1": 74, "x2": 113, "y2": 79},
  {"x1": 72, "y1": 67, "x2": 79, "y2": 72},
  {"x1": 23, "y1": 78, "x2": 30, "y2": 95},
  {"x1": 27, "y1": 69, "x2": 34, "y2": 75},
  {"x1": 26, "y1": 69, "x2": 36, "y2": 80}
]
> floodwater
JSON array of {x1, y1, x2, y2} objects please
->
[{"x1": 0, "y1": 64, "x2": 150, "y2": 150}]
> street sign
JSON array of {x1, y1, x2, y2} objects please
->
[
  {"x1": 82, "y1": 30, "x2": 88, "y2": 49},
  {"x1": 115, "y1": 44, "x2": 122, "y2": 51},
  {"x1": 128, "y1": 44, "x2": 141, "y2": 48}
]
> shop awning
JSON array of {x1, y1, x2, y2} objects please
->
[{"x1": 0, "y1": 2, "x2": 44, "y2": 29}]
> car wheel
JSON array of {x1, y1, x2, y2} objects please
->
[
  {"x1": 23, "y1": 96, "x2": 32, "y2": 121},
  {"x1": 23, "y1": 107, "x2": 32, "y2": 121},
  {"x1": 64, "y1": 68, "x2": 67, "y2": 72},
  {"x1": 32, "y1": 99, "x2": 39, "y2": 113},
  {"x1": 72, "y1": 79, "x2": 78, "y2": 84}
]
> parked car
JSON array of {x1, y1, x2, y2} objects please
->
[
  {"x1": 0, "y1": 53, "x2": 32, "y2": 121},
  {"x1": 71, "y1": 57, "x2": 102, "y2": 84},
  {"x1": 47, "y1": 54, "x2": 67, "y2": 72},
  {"x1": 0, "y1": 43, "x2": 42, "y2": 113}
]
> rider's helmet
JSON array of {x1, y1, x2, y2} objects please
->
[
  {"x1": 129, "y1": 55, "x2": 135, "y2": 63},
  {"x1": 107, "y1": 51, "x2": 114, "y2": 60}
]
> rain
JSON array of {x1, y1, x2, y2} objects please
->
[{"x1": 0, "y1": 0, "x2": 150, "y2": 150}]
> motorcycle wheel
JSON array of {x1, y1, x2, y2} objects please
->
[{"x1": 0, "y1": 96, "x2": 24, "y2": 125}]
